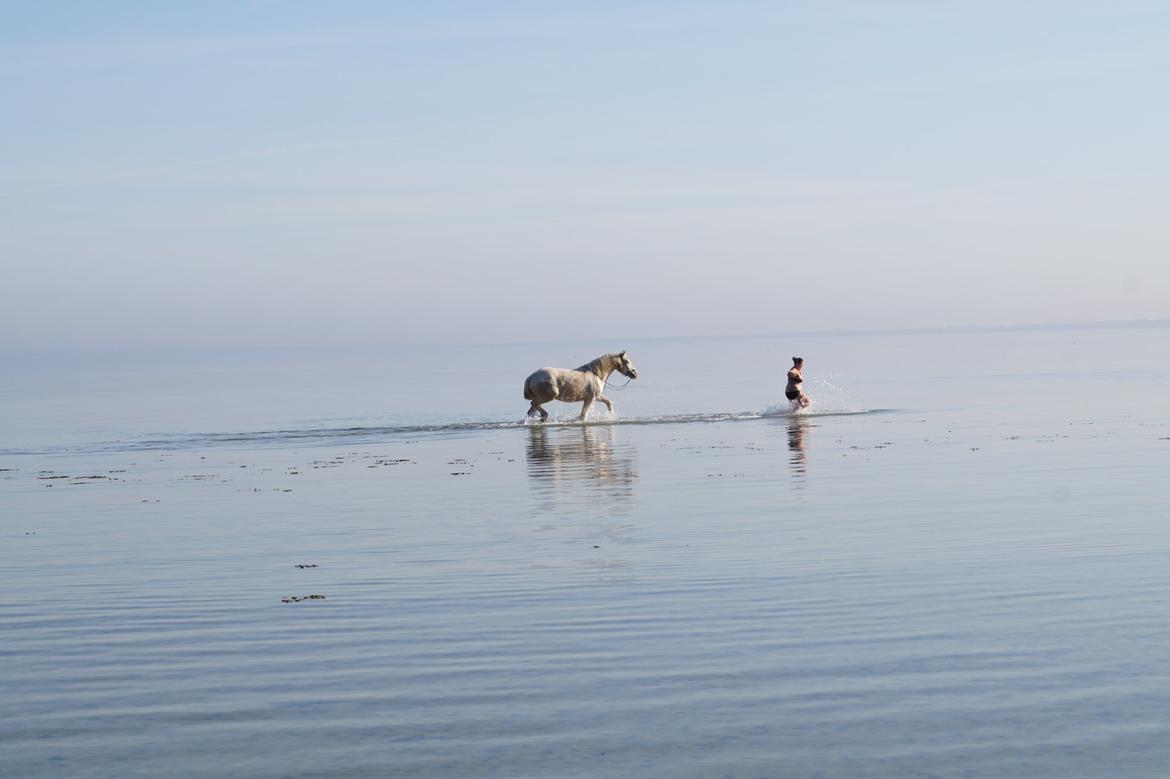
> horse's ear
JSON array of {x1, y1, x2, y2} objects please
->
[{"x1": 620, "y1": 350, "x2": 627, "y2": 358}]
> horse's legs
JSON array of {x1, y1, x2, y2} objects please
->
[
  {"x1": 528, "y1": 401, "x2": 549, "y2": 421},
  {"x1": 597, "y1": 395, "x2": 614, "y2": 414},
  {"x1": 578, "y1": 398, "x2": 593, "y2": 421}
]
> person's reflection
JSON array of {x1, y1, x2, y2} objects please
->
[
  {"x1": 787, "y1": 416, "x2": 809, "y2": 480},
  {"x1": 526, "y1": 424, "x2": 638, "y2": 511}
]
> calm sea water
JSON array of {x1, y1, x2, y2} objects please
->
[{"x1": 3, "y1": 328, "x2": 1169, "y2": 777}]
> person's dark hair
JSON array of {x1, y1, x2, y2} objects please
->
[{"x1": 792, "y1": 356, "x2": 803, "y2": 365}]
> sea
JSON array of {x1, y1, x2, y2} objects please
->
[{"x1": 2, "y1": 326, "x2": 1168, "y2": 778}]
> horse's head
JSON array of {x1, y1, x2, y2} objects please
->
[{"x1": 616, "y1": 350, "x2": 638, "y2": 379}]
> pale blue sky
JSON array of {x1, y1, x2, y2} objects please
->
[{"x1": 2, "y1": 1, "x2": 1168, "y2": 351}]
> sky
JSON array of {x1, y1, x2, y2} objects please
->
[{"x1": 2, "y1": 1, "x2": 1168, "y2": 351}]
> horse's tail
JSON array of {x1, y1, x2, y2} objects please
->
[{"x1": 523, "y1": 376, "x2": 534, "y2": 400}]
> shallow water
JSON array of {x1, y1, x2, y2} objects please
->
[{"x1": 3, "y1": 328, "x2": 1169, "y2": 777}]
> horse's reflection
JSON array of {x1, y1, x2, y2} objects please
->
[
  {"x1": 526, "y1": 424, "x2": 638, "y2": 509},
  {"x1": 787, "y1": 416, "x2": 809, "y2": 480}
]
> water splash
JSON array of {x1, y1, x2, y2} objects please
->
[
  {"x1": 763, "y1": 375, "x2": 864, "y2": 417},
  {"x1": 1, "y1": 407, "x2": 896, "y2": 456}
]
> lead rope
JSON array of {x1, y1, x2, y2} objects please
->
[{"x1": 604, "y1": 375, "x2": 634, "y2": 391}]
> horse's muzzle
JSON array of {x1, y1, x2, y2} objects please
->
[{"x1": 628, "y1": 369, "x2": 638, "y2": 379}]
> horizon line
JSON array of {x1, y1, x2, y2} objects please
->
[{"x1": 4, "y1": 317, "x2": 1167, "y2": 359}]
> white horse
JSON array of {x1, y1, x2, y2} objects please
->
[{"x1": 523, "y1": 351, "x2": 638, "y2": 421}]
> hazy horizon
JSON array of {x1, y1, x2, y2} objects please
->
[
  {"x1": 3, "y1": 2, "x2": 1168, "y2": 351},
  {"x1": 2, "y1": 316, "x2": 1165, "y2": 360}
]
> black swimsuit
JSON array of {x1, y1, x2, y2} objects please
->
[{"x1": 785, "y1": 373, "x2": 802, "y2": 400}]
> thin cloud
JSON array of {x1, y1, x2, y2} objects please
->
[
  {"x1": 2, "y1": 2, "x2": 773, "y2": 69},
  {"x1": 0, "y1": 143, "x2": 327, "y2": 199}
]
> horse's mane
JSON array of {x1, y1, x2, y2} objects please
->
[{"x1": 576, "y1": 353, "x2": 619, "y2": 375}]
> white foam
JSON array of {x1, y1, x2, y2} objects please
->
[{"x1": 764, "y1": 376, "x2": 864, "y2": 417}]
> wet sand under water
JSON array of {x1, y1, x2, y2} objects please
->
[{"x1": 4, "y1": 397, "x2": 1170, "y2": 777}]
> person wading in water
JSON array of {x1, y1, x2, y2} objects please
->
[{"x1": 786, "y1": 356, "x2": 811, "y2": 410}]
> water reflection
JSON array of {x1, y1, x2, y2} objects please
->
[
  {"x1": 525, "y1": 425, "x2": 639, "y2": 511},
  {"x1": 787, "y1": 416, "x2": 809, "y2": 480}
]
